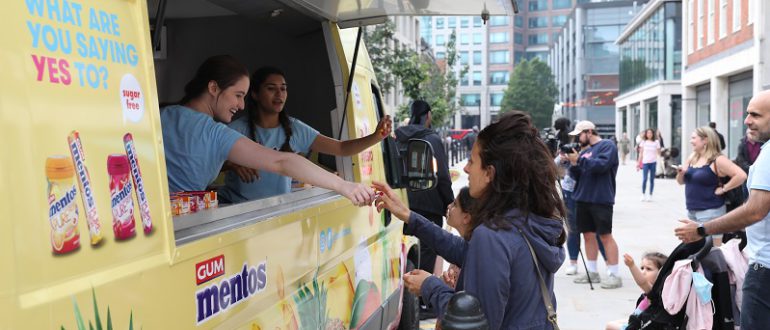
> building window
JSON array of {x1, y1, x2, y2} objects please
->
[
  {"x1": 707, "y1": 0, "x2": 715, "y2": 44},
  {"x1": 436, "y1": 51, "x2": 446, "y2": 59},
  {"x1": 490, "y1": 93, "x2": 504, "y2": 106},
  {"x1": 529, "y1": 0, "x2": 548, "y2": 11},
  {"x1": 719, "y1": 0, "x2": 727, "y2": 38},
  {"x1": 514, "y1": 32, "x2": 523, "y2": 44},
  {"x1": 472, "y1": 71, "x2": 482, "y2": 86},
  {"x1": 473, "y1": 17, "x2": 482, "y2": 27},
  {"x1": 733, "y1": 0, "x2": 741, "y2": 32},
  {"x1": 553, "y1": 0, "x2": 572, "y2": 9},
  {"x1": 459, "y1": 51, "x2": 469, "y2": 65},
  {"x1": 473, "y1": 33, "x2": 483, "y2": 44},
  {"x1": 552, "y1": 15, "x2": 568, "y2": 27},
  {"x1": 460, "y1": 93, "x2": 481, "y2": 106},
  {"x1": 528, "y1": 33, "x2": 549, "y2": 45},
  {"x1": 461, "y1": 17, "x2": 469, "y2": 28},
  {"x1": 435, "y1": 34, "x2": 445, "y2": 47},
  {"x1": 473, "y1": 51, "x2": 482, "y2": 65},
  {"x1": 489, "y1": 32, "x2": 510, "y2": 43},
  {"x1": 697, "y1": 0, "x2": 704, "y2": 49},
  {"x1": 489, "y1": 16, "x2": 509, "y2": 26},
  {"x1": 489, "y1": 71, "x2": 510, "y2": 85},
  {"x1": 460, "y1": 75, "x2": 469, "y2": 86},
  {"x1": 489, "y1": 50, "x2": 510, "y2": 64},
  {"x1": 514, "y1": 16, "x2": 524, "y2": 28},
  {"x1": 688, "y1": 0, "x2": 695, "y2": 53},
  {"x1": 460, "y1": 33, "x2": 470, "y2": 45},
  {"x1": 448, "y1": 17, "x2": 456, "y2": 29},
  {"x1": 529, "y1": 17, "x2": 549, "y2": 28},
  {"x1": 514, "y1": 51, "x2": 525, "y2": 63},
  {"x1": 436, "y1": 18, "x2": 444, "y2": 29}
]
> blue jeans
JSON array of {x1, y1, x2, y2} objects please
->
[
  {"x1": 564, "y1": 190, "x2": 606, "y2": 261},
  {"x1": 642, "y1": 162, "x2": 656, "y2": 194},
  {"x1": 742, "y1": 263, "x2": 770, "y2": 328}
]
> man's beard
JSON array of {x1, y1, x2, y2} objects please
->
[{"x1": 580, "y1": 139, "x2": 590, "y2": 147}]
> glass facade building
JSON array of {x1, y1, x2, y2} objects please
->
[{"x1": 619, "y1": 2, "x2": 682, "y2": 93}]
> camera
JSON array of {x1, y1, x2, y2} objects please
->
[{"x1": 560, "y1": 143, "x2": 580, "y2": 154}]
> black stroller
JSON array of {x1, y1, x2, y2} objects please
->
[{"x1": 625, "y1": 236, "x2": 745, "y2": 330}]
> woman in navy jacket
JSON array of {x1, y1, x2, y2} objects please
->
[{"x1": 373, "y1": 111, "x2": 566, "y2": 329}]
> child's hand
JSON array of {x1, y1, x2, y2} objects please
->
[{"x1": 623, "y1": 253, "x2": 635, "y2": 267}]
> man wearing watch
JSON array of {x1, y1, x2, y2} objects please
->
[{"x1": 675, "y1": 90, "x2": 770, "y2": 328}]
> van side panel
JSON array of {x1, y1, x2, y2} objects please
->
[{"x1": 0, "y1": 0, "x2": 174, "y2": 327}]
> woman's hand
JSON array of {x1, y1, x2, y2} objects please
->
[
  {"x1": 714, "y1": 186, "x2": 725, "y2": 196},
  {"x1": 342, "y1": 182, "x2": 375, "y2": 207},
  {"x1": 442, "y1": 264, "x2": 460, "y2": 289},
  {"x1": 375, "y1": 115, "x2": 393, "y2": 140},
  {"x1": 403, "y1": 269, "x2": 432, "y2": 296},
  {"x1": 371, "y1": 181, "x2": 411, "y2": 222},
  {"x1": 233, "y1": 164, "x2": 260, "y2": 183}
]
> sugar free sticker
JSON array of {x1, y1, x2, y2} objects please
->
[{"x1": 120, "y1": 73, "x2": 144, "y2": 122}]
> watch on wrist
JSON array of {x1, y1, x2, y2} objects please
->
[{"x1": 696, "y1": 223, "x2": 707, "y2": 237}]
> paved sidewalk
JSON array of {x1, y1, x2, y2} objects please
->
[{"x1": 420, "y1": 160, "x2": 688, "y2": 330}]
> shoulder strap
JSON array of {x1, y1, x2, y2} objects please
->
[{"x1": 517, "y1": 226, "x2": 560, "y2": 330}]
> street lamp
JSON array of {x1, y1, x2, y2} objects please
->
[{"x1": 476, "y1": 99, "x2": 482, "y2": 128}]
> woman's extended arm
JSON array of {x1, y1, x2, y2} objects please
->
[
  {"x1": 714, "y1": 155, "x2": 748, "y2": 194},
  {"x1": 227, "y1": 137, "x2": 374, "y2": 205},
  {"x1": 310, "y1": 115, "x2": 392, "y2": 156}
]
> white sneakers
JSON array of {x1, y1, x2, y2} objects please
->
[
  {"x1": 641, "y1": 193, "x2": 653, "y2": 202},
  {"x1": 565, "y1": 264, "x2": 578, "y2": 275},
  {"x1": 600, "y1": 274, "x2": 623, "y2": 289}
]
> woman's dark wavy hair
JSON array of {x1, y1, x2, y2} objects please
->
[
  {"x1": 472, "y1": 111, "x2": 566, "y2": 245},
  {"x1": 246, "y1": 66, "x2": 293, "y2": 152},
  {"x1": 179, "y1": 55, "x2": 249, "y2": 106}
]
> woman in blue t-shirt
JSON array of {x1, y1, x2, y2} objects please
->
[
  {"x1": 220, "y1": 66, "x2": 392, "y2": 202},
  {"x1": 160, "y1": 56, "x2": 374, "y2": 206}
]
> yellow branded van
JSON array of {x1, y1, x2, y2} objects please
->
[{"x1": 0, "y1": 0, "x2": 516, "y2": 328}]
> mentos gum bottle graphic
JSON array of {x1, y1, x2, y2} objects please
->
[
  {"x1": 46, "y1": 155, "x2": 80, "y2": 254},
  {"x1": 107, "y1": 154, "x2": 136, "y2": 240},
  {"x1": 123, "y1": 133, "x2": 152, "y2": 234}
]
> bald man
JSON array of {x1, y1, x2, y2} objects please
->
[{"x1": 675, "y1": 89, "x2": 770, "y2": 328}]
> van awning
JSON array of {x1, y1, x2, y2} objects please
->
[{"x1": 282, "y1": 0, "x2": 519, "y2": 27}]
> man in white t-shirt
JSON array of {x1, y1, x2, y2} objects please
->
[{"x1": 675, "y1": 90, "x2": 770, "y2": 328}]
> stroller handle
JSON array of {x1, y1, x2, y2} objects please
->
[{"x1": 690, "y1": 236, "x2": 713, "y2": 270}]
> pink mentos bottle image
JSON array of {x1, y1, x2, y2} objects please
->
[{"x1": 107, "y1": 154, "x2": 136, "y2": 240}]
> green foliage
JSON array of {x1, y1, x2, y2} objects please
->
[
  {"x1": 501, "y1": 58, "x2": 558, "y2": 128},
  {"x1": 64, "y1": 289, "x2": 134, "y2": 330},
  {"x1": 364, "y1": 22, "x2": 464, "y2": 128},
  {"x1": 293, "y1": 278, "x2": 329, "y2": 329}
]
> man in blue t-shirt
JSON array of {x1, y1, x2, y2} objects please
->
[
  {"x1": 566, "y1": 120, "x2": 622, "y2": 289},
  {"x1": 676, "y1": 90, "x2": 770, "y2": 328}
]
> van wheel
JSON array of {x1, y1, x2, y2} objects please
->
[{"x1": 399, "y1": 259, "x2": 420, "y2": 330}]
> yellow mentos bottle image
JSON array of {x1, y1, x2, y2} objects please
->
[{"x1": 46, "y1": 155, "x2": 80, "y2": 255}]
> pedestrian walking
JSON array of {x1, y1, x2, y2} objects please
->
[
  {"x1": 566, "y1": 120, "x2": 623, "y2": 289},
  {"x1": 619, "y1": 132, "x2": 631, "y2": 165},
  {"x1": 674, "y1": 126, "x2": 746, "y2": 246},
  {"x1": 637, "y1": 129, "x2": 661, "y2": 202},
  {"x1": 675, "y1": 89, "x2": 770, "y2": 327}
]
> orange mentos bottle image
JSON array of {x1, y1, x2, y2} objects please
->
[
  {"x1": 107, "y1": 154, "x2": 136, "y2": 240},
  {"x1": 46, "y1": 155, "x2": 81, "y2": 254}
]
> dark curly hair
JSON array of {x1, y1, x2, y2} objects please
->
[{"x1": 472, "y1": 111, "x2": 566, "y2": 245}]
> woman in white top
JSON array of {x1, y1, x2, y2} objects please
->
[{"x1": 637, "y1": 129, "x2": 660, "y2": 201}]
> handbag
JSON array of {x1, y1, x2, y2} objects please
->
[
  {"x1": 712, "y1": 158, "x2": 746, "y2": 210},
  {"x1": 517, "y1": 227, "x2": 560, "y2": 330}
]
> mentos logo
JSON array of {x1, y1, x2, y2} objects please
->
[
  {"x1": 110, "y1": 183, "x2": 132, "y2": 208},
  {"x1": 70, "y1": 140, "x2": 95, "y2": 209},
  {"x1": 49, "y1": 186, "x2": 77, "y2": 217},
  {"x1": 196, "y1": 255, "x2": 225, "y2": 285},
  {"x1": 195, "y1": 261, "x2": 267, "y2": 324}
]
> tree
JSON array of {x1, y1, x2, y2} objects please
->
[
  {"x1": 500, "y1": 58, "x2": 558, "y2": 129},
  {"x1": 364, "y1": 22, "x2": 464, "y2": 128}
]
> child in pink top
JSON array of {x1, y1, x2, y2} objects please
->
[{"x1": 605, "y1": 252, "x2": 668, "y2": 330}]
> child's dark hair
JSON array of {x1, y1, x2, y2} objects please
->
[
  {"x1": 179, "y1": 55, "x2": 249, "y2": 105},
  {"x1": 456, "y1": 187, "x2": 475, "y2": 214},
  {"x1": 247, "y1": 66, "x2": 293, "y2": 152},
  {"x1": 643, "y1": 252, "x2": 668, "y2": 269}
]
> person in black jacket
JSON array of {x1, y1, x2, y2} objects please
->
[
  {"x1": 710, "y1": 122, "x2": 726, "y2": 150},
  {"x1": 395, "y1": 100, "x2": 454, "y2": 273}
]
